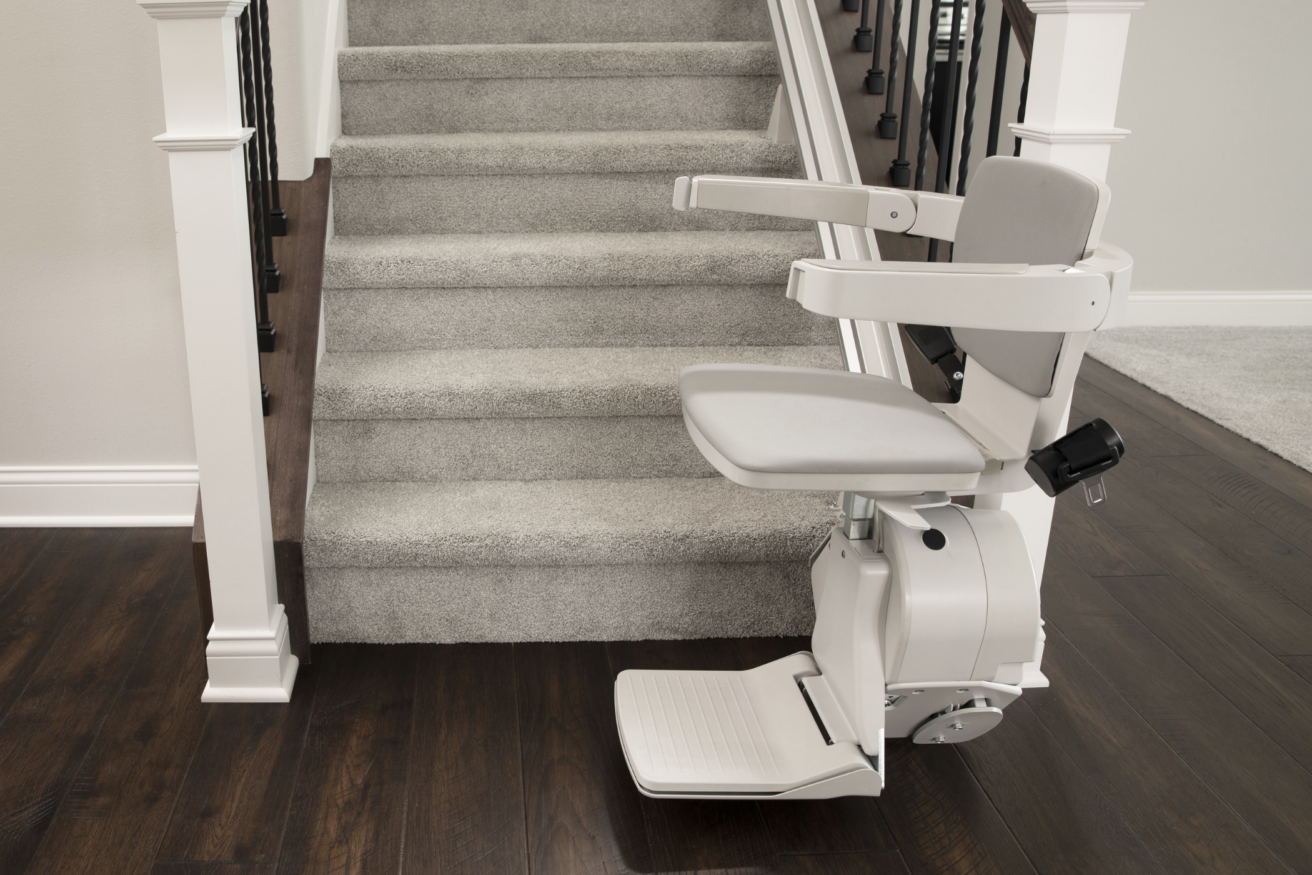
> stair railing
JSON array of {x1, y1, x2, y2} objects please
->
[{"x1": 235, "y1": 0, "x2": 289, "y2": 414}]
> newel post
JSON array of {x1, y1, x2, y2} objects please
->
[
  {"x1": 140, "y1": 0, "x2": 297, "y2": 702},
  {"x1": 1013, "y1": 0, "x2": 1145, "y2": 182}
]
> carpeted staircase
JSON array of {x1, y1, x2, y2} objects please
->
[{"x1": 304, "y1": 0, "x2": 844, "y2": 642}]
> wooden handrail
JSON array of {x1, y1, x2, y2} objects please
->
[{"x1": 1000, "y1": 0, "x2": 1035, "y2": 62}]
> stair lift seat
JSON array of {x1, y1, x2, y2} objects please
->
[{"x1": 615, "y1": 157, "x2": 1133, "y2": 799}]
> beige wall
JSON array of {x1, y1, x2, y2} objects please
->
[
  {"x1": 0, "y1": 0, "x2": 195, "y2": 467},
  {"x1": 0, "y1": 0, "x2": 326, "y2": 470},
  {"x1": 1105, "y1": 0, "x2": 1312, "y2": 292}
]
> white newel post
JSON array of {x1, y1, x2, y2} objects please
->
[
  {"x1": 995, "y1": 0, "x2": 1143, "y2": 684},
  {"x1": 140, "y1": 0, "x2": 298, "y2": 703}
]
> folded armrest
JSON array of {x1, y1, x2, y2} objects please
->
[
  {"x1": 673, "y1": 175, "x2": 916, "y2": 233},
  {"x1": 786, "y1": 258, "x2": 1115, "y2": 332}
]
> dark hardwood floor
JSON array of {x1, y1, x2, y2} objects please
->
[{"x1": 2, "y1": 361, "x2": 1311, "y2": 874}]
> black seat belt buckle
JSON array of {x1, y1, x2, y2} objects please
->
[{"x1": 1026, "y1": 418, "x2": 1125, "y2": 504}]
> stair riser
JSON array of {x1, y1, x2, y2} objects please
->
[
  {"x1": 306, "y1": 562, "x2": 813, "y2": 643},
  {"x1": 332, "y1": 172, "x2": 811, "y2": 235},
  {"x1": 315, "y1": 416, "x2": 717, "y2": 482},
  {"x1": 341, "y1": 77, "x2": 777, "y2": 135},
  {"x1": 345, "y1": 0, "x2": 771, "y2": 47},
  {"x1": 323, "y1": 285, "x2": 836, "y2": 352}
]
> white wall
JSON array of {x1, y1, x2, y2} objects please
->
[
  {"x1": 0, "y1": 0, "x2": 327, "y2": 524},
  {"x1": 1105, "y1": 0, "x2": 1312, "y2": 293},
  {"x1": 0, "y1": 1, "x2": 195, "y2": 470}
]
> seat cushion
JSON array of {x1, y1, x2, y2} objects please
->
[{"x1": 681, "y1": 364, "x2": 986, "y2": 476}]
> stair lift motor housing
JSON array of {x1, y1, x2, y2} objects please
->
[{"x1": 614, "y1": 503, "x2": 1040, "y2": 799}]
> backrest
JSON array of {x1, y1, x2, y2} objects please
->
[{"x1": 950, "y1": 157, "x2": 1102, "y2": 397}]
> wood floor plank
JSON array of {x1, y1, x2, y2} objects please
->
[
  {"x1": 1094, "y1": 573, "x2": 1312, "y2": 776},
  {"x1": 1027, "y1": 627, "x2": 1289, "y2": 874},
  {"x1": 517, "y1": 642, "x2": 651, "y2": 875},
  {"x1": 156, "y1": 668, "x2": 319, "y2": 863},
  {"x1": 776, "y1": 850, "x2": 913, "y2": 874},
  {"x1": 0, "y1": 529, "x2": 54, "y2": 604},
  {"x1": 153, "y1": 864, "x2": 275, "y2": 875},
  {"x1": 0, "y1": 528, "x2": 182, "y2": 875},
  {"x1": 1043, "y1": 547, "x2": 1312, "y2": 872},
  {"x1": 955, "y1": 699, "x2": 1164, "y2": 875},
  {"x1": 25, "y1": 547, "x2": 209, "y2": 875},
  {"x1": 1282, "y1": 656, "x2": 1312, "y2": 684},
  {"x1": 0, "y1": 528, "x2": 125, "y2": 722},
  {"x1": 607, "y1": 639, "x2": 779, "y2": 874},
  {"x1": 1063, "y1": 463, "x2": 1312, "y2": 658},
  {"x1": 1105, "y1": 454, "x2": 1312, "y2": 615},
  {"x1": 275, "y1": 644, "x2": 417, "y2": 875},
  {"x1": 1157, "y1": 452, "x2": 1312, "y2": 544},
  {"x1": 403, "y1": 643, "x2": 527, "y2": 875},
  {"x1": 1078, "y1": 358, "x2": 1312, "y2": 510},
  {"x1": 875, "y1": 740, "x2": 1037, "y2": 875},
  {"x1": 1069, "y1": 380, "x2": 1209, "y2": 458},
  {"x1": 1051, "y1": 495, "x2": 1165, "y2": 578}
]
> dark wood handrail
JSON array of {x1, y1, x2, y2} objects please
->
[{"x1": 999, "y1": 0, "x2": 1035, "y2": 62}]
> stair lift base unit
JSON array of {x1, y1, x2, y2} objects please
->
[{"x1": 614, "y1": 505, "x2": 1038, "y2": 799}]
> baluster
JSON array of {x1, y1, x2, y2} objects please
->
[
  {"x1": 257, "y1": 0, "x2": 287, "y2": 237},
  {"x1": 956, "y1": 0, "x2": 985, "y2": 194},
  {"x1": 1014, "y1": 60, "x2": 1029, "y2": 156},
  {"x1": 889, "y1": 0, "x2": 920, "y2": 184},
  {"x1": 248, "y1": 0, "x2": 280, "y2": 294},
  {"x1": 914, "y1": 0, "x2": 941, "y2": 192},
  {"x1": 934, "y1": 0, "x2": 964, "y2": 195},
  {"x1": 866, "y1": 0, "x2": 888, "y2": 92},
  {"x1": 879, "y1": 0, "x2": 904, "y2": 136},
  {"x1": 239, "y1": 9, "x2": 273, "y2": 413},
  {"x1": 985, "y1": 7, "x2": 1011, "y2": 157},
  {"x1": 855, "y1": 0, "x2": 874, "y2": 51}
]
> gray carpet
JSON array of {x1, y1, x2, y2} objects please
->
[
  {"x1": 1088, "y1": 327, "x2": 1312, "y2": 471},
  {"x1": 306, "y1": 0, "x2": 842, "y2": 643}
]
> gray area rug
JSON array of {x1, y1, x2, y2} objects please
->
[{"x1": 1087, "y1": 327, "x2": 1312, "y2": 471}]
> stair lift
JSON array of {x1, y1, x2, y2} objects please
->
[{"x1": 614, "y1": 157, "x2": 1132, "y2": 799}]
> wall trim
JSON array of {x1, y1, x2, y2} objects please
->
[
  {"x1": 0, "y1": 465, "x2": 199, "y2": 527},
  {"x1": 1121, "y1": 290, "x2": 1312, "y2": 327}
]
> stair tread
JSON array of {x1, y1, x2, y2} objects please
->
[
  {"x1": 314, "y1": 344, "x2": 843, "y2": 420},
  {"x1": 304, "y1": 477, "x2": 837, "y2": 568},
  {"x1": 323, "y1": 230, "x2": 819, "y2": 289},
  {"x1": 339, "y1": 41, "x2": 777, "y2": 81},
  {"x1": 332, "y1": 129, "x2": 799, "y2": 177}
]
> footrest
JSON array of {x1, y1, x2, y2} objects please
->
[{"x1": 615, "y1": 652, "x2": 879, "y2": 798}]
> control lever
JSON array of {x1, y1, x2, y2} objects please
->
[{"x1": 1026, "y1": 418, "x2": 1125, "y2": 505}]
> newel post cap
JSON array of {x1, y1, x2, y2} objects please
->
[
  {"x1": 1023, "y1": 0, "x2": 1145, "y2": 12},
  {"x1": 138, "y1": 0, "x2": 249, "y2": 20}
]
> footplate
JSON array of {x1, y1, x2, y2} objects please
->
[{"x1": 614, "y1": 653, "x2": 882, "y2": 799}]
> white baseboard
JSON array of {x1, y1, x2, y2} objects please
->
[
  {"x1": 0, "y1": 466, "x2": 199, "y2": 527},
  {"x1": 1123, "y1": 290, "x2": 1312, "y2": 327}
]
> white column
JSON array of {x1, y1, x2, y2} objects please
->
[{"x1": 140, "y1": 0, "x2": 298, "y2": 703}]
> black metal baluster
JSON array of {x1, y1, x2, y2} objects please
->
[
  {"x1": 248, "y1": 0, "x2": 280, "y2": 294},
  {"x1": 258, "y1": 0, "x2": 287, "y2": 237},
  {"x1": 956, "y1": 0, "x2": 985, "y2": 194},
  {"x1": 1014, "y1": 59, "x2": 1029, "y2": 156},
  {"x1": 239, "y1": 9, "x2": 273, "y2": 413},
  {"x1": 928, "y1": 0, "x2": 962, "y2": 261},
  {"x1": 914, "y1": 0, "x2": 942, "y2": 192},
  {"x1": 985, "y1": 6, "x2": 1010, "y2": 157},
  {"x1": 866, "y1": 0, "x2": 888, "y2": 92},
  {"x1": 855, "y1": 0, "x2": 874, "y2": 51},
  {"x1": 889, "y1": 0, "x2": 920, "y2": 183},
  {"x1": 879, "y1": 0, "x2": 904, "y2": 135}
]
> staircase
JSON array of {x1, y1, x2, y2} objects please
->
[{"x1": 304, "y1": 0, "x2": 844, "y2": 643}]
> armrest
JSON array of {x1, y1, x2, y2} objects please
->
[
  {"x1": 673, "y1": 175, "x2": 916, "y2": 233},
  {"x1": 786, "y1": 258, "x2": 1114, "y2": 332}
]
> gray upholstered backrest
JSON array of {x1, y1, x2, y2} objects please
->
[{"x1": 950, "y1": 157, "x2": 1101, "y2": 396}]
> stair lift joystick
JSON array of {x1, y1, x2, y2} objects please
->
[{"x1": 615, "y1": 158, "x2": 1133, "y2": 799}]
